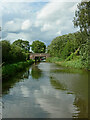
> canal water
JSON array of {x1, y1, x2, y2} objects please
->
[{"x1": 2, "y1": 62, "x2": 88, "y2": 118}]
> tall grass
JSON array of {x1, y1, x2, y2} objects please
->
[
  {"x1": 2, "y1": 59, "x2": 34, "y2": 80},
  {"x1": 46, "y1": 57, "x2": 86, "y2": 70}
]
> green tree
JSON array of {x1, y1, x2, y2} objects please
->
[
  {"x1": 1, "y1": 40, "x2": 11, "y2": 63},
  {"x1": 73, "y1": 1, "x2": 90, "y2": 69},
  {"x1": 73, "y1": 2, "x2": 90, "y2": 35},
  {"x1": 13, "y1": 39, "x2": 30, "y2": 53},
  {"x1": 31, "y1": 40, "x2": 46, "y2": 53},
  {"x1": 0, "y1": 40, "x2": 27, "y2": 64},
  {"x1": 10, "y1": 44, "x2": 26, "y2": 62}
]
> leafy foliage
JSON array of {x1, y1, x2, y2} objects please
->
[
  {"x1": 47, "y1": 32, "x2": 81, "y2": 58},
  {"x1": 73, "y1": 2, "x2": 90, "y2": 35},
  {"x1": 31, "y1": 40, "x2": 46, "y2": 53},
  {"x1": 13, "y1": 39, "x2": 30, "y2": 52},
  {"x1": 73, "y1": 1, "x2": 90, "y2": 69},
  {"x1": 2, "y1": 60, "x2": 34, "y2": 80},
  {"x1": 47, "y1": 1, "x2": 89, "y2": 70},
  {"x1": 1, "y1": 40, "x2": 11, "y2": 63},
  {"x1": 0, "y1": 40, "x2": 29, "y2": 64}
]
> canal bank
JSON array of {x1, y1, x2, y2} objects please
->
[
  {"x1": 46, "y1": 57, "x2": 89, "y2": 70},
  {"x1": 2, "y1": 59, "x2": 34, "y2": 80}
]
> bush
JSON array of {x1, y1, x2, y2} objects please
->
[
  {"x1": 2, "y1": 60, "x2": 34, "y2": 80},
  {"x1": 1, "y1": 40, "x2": 29, "y2": 64}
]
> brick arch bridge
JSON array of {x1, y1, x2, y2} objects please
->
[{"x1": 30, "y1": 53, "x2": 50, "y2": 60}]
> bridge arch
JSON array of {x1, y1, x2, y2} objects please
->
[{"x1": 30, "y1": 53, "x2": 50, "y2": 61}]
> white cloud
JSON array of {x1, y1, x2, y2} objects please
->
[
  {"x1": 1, "y1": 0, "x2": 82, "y2": 2},
  {"x1": 56, "y1": 20, "x2": 61, "y2": 25},
  {"x1": 69, "y1": 3, "x2": 78, "y2": 12},
  {"x1": 35, "y1": 1, "x2": 79, "y2": 36},
  {"x1": 41, "y1": 23, "x2": 53, "y2": 32},
  {"x1": 37, "y1": 2, "x2": 63, "y2": 20},
  {"x1": 21, "y1": 20, "x2": 32, "y2": 30},
  {"x1": 3, "y1": 32, "x2": 31, "y2": 43},
  {"x1": 56, "y1": 31, "x2": 61, "y2": 35},
  {"x1": 2, "y1": 0, "x2": 39, "y2": 2},
  {"x1": 2, "y1": 1, "x2": 80, "y2": 45},
  {"x1": 4, "y1": 20, "x2": 22, "y2": 32}
]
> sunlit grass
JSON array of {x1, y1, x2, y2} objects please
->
[{"x1": 46, "y1": 56, "x2": 87, "y2": 70}]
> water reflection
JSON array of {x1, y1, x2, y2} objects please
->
[
  {"x1": 49, "y1": 74, "x2": 88, "y2": 118},
  {"x1": 22, "y1": 70, "x2": 30, "y2": 79},
  {"x1": 0, "y1": 98, "x2": 2, "y2": 119},
  {"x1": 2, "y1": 62, "x2": 88, "y2": 118},
  {"x1": 73, "y1": 96, "x2": 88, "y2": 118},
  {"x1": 50, "y1": 77, "x2": 67, "y2": 90},
  {"x1": 2, "y1": 68, "x2": 30, "y2": 95},
  {"x1": 31, "y1": 64, "x2": 42, "y2": 80}
]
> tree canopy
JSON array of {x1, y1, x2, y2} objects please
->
[
  {"x1": 47, "y1": 1, "x2": 90, "y2": 69},
  {"x1": 73, "y1": 1, "x2": 90, "y2": 35},
  {"x1": 1, "y1": 40, "x2": 28, "y2": 64},
  {"x1": 73, "y1": 1, "x2": 90, "y2": 68},
  {"x1": 31, "y1": 40, "x2": 46, "y2": 53},
  {"x1": 13, "y1": 39, "x2": 30, "y2": 53}
]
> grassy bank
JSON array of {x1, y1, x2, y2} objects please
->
[
  {"x1": 2, "y1": 59, "x2": 34, "y2": 80},
  {"x1": 46, "y1": 57, "x2": 88, "y2": 70}
]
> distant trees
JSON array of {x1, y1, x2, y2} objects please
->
[
  {"x1": 13, "y1": 39, "x2": 30, "y2": 53},
  {"x1": 1, "y1": 40, "x2": 28, "y2": 64},
  {"x1": 1, "y1": 39, "x2": 47, "y2": 64},
  {"x1": 31, "y1": 40, "x2": 46, "y2": 53}
]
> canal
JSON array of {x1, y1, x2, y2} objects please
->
[{"x1": 2, "y1": 62, "x2": 88, "y2": 118}]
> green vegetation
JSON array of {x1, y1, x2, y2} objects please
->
[
  {"x1": 1, "y1": 40, "x2": 30, "y2": 64},
  {"x1": 13, "y1": 39, "x2": 30, "y2": 53},
  {"x1": 0, "y1": 39, "x2": 34, "y2": 80},
  {"x1": 31, "y1": 65, "x2": 42, "y2": 79},
  {"x1": 1, "y1": 39, "x2": 47, "y2": 79},
  {"x1": 31, "y1": 40, "x2": 46, "y2": 53},
  {"x1": 47, "y1": 1, "x2": 90, "y2": 70},
  {"x1": 2, "y1": 60, "x2": 34, "y2": 80},
  {"x1": 47, "y1": 57, "x2": 83, "y2": 69}
]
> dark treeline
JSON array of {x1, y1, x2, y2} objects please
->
[
  {"x1": 47, "y1": 2, "x2": 90, "y2": 70},
  {"x1": 0, "y1": 39, "x2": 30, "y2": 65},
  {"x1": 0, "y1": 39, "x2": 34, "y2": 79},
  {"x1": 0, "y1": 39, "x2": 46, "y2": 65}
]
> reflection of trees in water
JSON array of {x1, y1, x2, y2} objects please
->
[
  {"x1": 50, "y1": 77, "x2": 67, "y2": 90},
  {"x1": 0, "y1": 100, "x2": 1, "y2": 119},
  {"x1": 50, "y1": 76, "x2": 88, "y2": 118},
  {"x1": 2, "y1": 68, "x2": 30, "y2": 95},
  {"x1": 73, "y1": 96, "x2": 88, "y2": 118},
  {"x1": 22, "y1": 70, "x2": 29, "y2": 79},
  {"x1": 31, "y1": 65, "x2": 42, "y2": 80}
]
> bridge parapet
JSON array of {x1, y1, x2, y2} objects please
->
[{"x1": 30, "y1": 53, "x2": 50, "y2": 60}]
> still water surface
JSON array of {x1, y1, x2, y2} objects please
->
[{"x1": 2, "y1": 62, "x2": 88, "y2": 118}]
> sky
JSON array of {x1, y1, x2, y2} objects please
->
[{"x1": 0, "y1": 0, "x2": 82, "y2": 46}]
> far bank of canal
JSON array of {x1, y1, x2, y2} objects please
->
[{"x1": 2, "y1": 62, "x2": 88, "y2": 118}]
